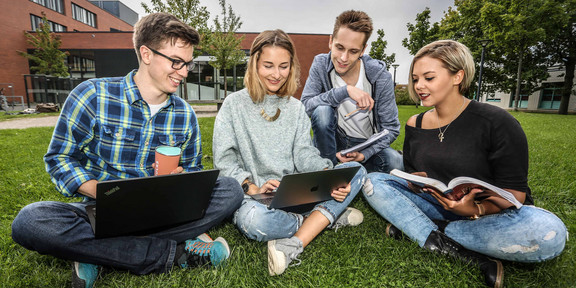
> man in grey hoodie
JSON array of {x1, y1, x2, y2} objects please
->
[{"x1": 301, "y1": 10, "x2": 403, "y2": 173}]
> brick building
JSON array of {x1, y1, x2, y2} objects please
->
[
  {"x1": 1, "y1": 0, "x2": 330, "y2": 106},
  {"x1": 0, "y1": 0, "x2": 135, "y2": 104}
]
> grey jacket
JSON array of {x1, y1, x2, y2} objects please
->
[
  {"x1": 213, "y1": 89, "x2": 332, "y2": 187},
  {"x1": 301, "y1": 53, "x2": 401, "y2": 160}
]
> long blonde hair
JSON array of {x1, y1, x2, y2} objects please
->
[{"x1": 244, "y1": 30, "x2": 300, "y2": 103}]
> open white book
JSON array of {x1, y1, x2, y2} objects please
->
[
  {"x1": 339, "y1": 129, "x2": 389, "y2": 156},
  {"x1": 390, "y1": 169, "x2": 523, "y2": 209}
]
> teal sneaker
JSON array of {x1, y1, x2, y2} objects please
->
[
  {"x1": 177, "y1": 236, "x2": 230, "y2": 268},
  {"x1": 71, "y1": 261, "x2": 99, "y2": 288}
]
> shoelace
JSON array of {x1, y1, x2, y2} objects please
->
[
  {"x1": 186, "y1": 240, "x2": 213, "y2": 256},
  {"x1": 332, "y1": 210, "x2": 352, "y2": 232},
  {"x1": 287, "y1": 253, "x2": 302, "y2": 267},
  {"x1": 180, "y1": 240, "x2": 214, "y2": 268}
]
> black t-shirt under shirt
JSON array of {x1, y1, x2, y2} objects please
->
[{"x1": 403, "y1": 100, "x2": 533, "y2": 205}]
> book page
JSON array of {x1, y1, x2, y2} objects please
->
[
  {"x1": 339, "y1": 129, "x2": 389, "y2": 156},
  {"x1": 389, "y1": 169, "x2": 449, "y2": 191},
  {"x1": 449, "y1": 177, "x2": 523, "y2": 208}
]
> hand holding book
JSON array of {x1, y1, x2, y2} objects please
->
[
  {"x1": 339, "y1": 129, "x2": 389, "y2": 156},
  {"x1": 390, "y1": 169, "x2": 523, "y2": 209}
]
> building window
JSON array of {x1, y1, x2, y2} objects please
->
[
  {"x1": 30, "y1": 0, "x2": 64, "y2": 14},
  {"x1": 486, "y1": 91, "x2": 500, "y2": 102},
  {"x1": 539, "y1": 82, "x2": 564, "y2": 109},
  {"x1": 30, "y1": 14, "x2": 67, "y2": 32},
  {"x1": 69, "y1": 55, "x2": 95, "y2": 79},
  {"x1": 72, "y1": 3, "x2": 97, "y2": 28},
  {"x1": 509, "y1": 91, "x2": 529, "y2": 109}
]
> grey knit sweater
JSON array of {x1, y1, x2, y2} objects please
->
[{"x1": 213, "y1": 88, "x2": 333, "y2": 187}]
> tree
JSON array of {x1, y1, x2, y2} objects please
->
[
  {"x1": 540, "y1": 0, "x2": 576, "y2": 115},
  {"x1": 202, "y1": 0, "x2": 246, "y2": 98},
  {"x1": 480, "y1": 0, "x2": 553, "y2": 110},
  {"x1": 141, "y1": 0, "x2": 210, "y2": 58},
  {"x1": 18, "y1": 13, "x2": 69, "y2": 77},
  {"x1": 369, "y1": 29, "x2": 396, "y2": 69},
  {"x1": 407, "y1": 0, "x2": 575, "y2": 112},
  {"x1": 402, "y1": 7, "x2": 440, "y2": 55},
  {"x1": 433, "y1": 0, "x2": 558, "y2": 107}
]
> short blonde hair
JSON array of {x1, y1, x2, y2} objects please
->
[
  {"x1": 408, "y1": 40, "x2": 475, "y2": 103},
  {"x1": 244, "y1": 30, "x2": 300, "y2": 103}
]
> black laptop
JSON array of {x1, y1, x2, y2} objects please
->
[
  {"x1": 250, "y1": 166, "x2": 360, "y2": 212},
  {"x1": 85, "y1": 169, "x2": 219, "y2": 238}
]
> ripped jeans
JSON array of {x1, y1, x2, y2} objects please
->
[
  {"x1": 364, "y1": 173, "x2": 568, "y2": 263},
  {"x1": 233, "y1": 162, "x2": 366, "y2": 242}
]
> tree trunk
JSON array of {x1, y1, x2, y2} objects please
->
[
  {"x1": 182, "y1": 76, "x2": 189, "y2": 100},
  {"x1": 223, "y1": 69, "x2": 228, "y2": 98},
  {"x1": 513, "y1": 50, "x2": 524, "y2": 111},
  {"x1": 558, "y1": 57, "x2": 575, "y2": 115}
]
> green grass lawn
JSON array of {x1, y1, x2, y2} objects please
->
[{"x1": 0, "y1": 106, "x2": 574, "y2": 287}]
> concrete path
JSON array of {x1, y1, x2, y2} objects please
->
[
  {"x1": 0, "y1": 105, "x2": 218, "y2": 130},
  {"x1": 0, "y1": 116, "x2": 59, "y2": 129}
]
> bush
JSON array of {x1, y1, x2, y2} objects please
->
[{"x1": 395, "y1": 88, "x2": 416, "y2": 105}]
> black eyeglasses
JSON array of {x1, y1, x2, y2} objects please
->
[{"x1": 147, "y1": 47, "x2": 195, "y2": 71}]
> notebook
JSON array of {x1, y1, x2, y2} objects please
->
[
  {"x1": 339, "y1": 129, "x2": 389, "y2": 156},
  {"x1": 250, "y1": 166, "x2": 360, "y2": 213},
  {"x1": 85, "y1": 169, "x2": 219, "y2": 238}
]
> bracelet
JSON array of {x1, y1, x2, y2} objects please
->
[{"x1": 470, "y1": 201, "x2": 485, "y2": 220}]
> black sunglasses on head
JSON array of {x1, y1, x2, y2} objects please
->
[{"x1": 147, "y1": 46, "x2": 195, "y2": 71}]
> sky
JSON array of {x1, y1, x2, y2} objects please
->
[{"x1": 119, "y1": 0, "x2": 455, "y2": 84}]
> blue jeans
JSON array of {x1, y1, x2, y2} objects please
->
[
  {"x1": 311, "y1": 105, "x2": 403, "y2": 173},
  {"x1": 364, "y1": 173, "x2": 567, "y2": 263},
  {"x1": 11, "y1": 177, "x2": 243, "y2": 275},
  {"x1": 233, "y1": 162, "x2": 366, "y2": 242}
]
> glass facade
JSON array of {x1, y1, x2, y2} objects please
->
[
  {"x1": 30, "y1": 0, "x2": 64, "y2": 14},
  {"x1": 72, "y1": 3, "x2": 97, "y2": 28},
  {"x1": 184, "y1": 61, "x2": 247, "y2": 101},
  {"x1": 30, "y1": 14, "x2": 67, "y2": 32},
  {"x1": 67, "y1": 51, "x2": 96, "y2": 80},
  {"x1": 509, "y1": 90, "x2": 529, "y2": 109},
  {"x1": 539, "y1": 82, "x2": 564, "y2": 109}
]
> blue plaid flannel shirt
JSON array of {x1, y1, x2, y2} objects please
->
[{"x1": 44, "y1": 70, "x2": 203, "y2": 198}]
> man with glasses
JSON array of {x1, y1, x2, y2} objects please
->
[
  {"x1": 147, "y1": 47, "x2": 196, "y2": 71},
  {"x1": 11, "y1": 13, "x2": 243, "y2": 288}
]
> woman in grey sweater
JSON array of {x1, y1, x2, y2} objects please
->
[{"x1": 213, "y1": 30, "x2": 366, "y2": 276}]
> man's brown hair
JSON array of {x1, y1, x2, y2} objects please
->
[
  {"x1": 132, "y1": 12, "x2": 200, "y2": 62},
  {"x1": 332, "y1": 10, "x2": 373, "y2": 47}
]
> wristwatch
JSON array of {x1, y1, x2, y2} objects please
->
[{"x1": 242, "y1": 180, "x2": 252, "y2": 193}]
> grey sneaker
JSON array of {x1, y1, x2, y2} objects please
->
[
  {"x1": 332, "y1": 207, "x2": 364, "y2": 230},
  {"x1": 268, "y1": 236, "x2": 303, "y2": 276}
]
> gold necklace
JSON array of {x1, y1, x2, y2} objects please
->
[
  {"x1": 260, "y1": 107, "x2": 281, "y2": 121},
  {"x1": 259, "y1": 96, "x2": 282, "y2": 122},
  {"x1": 435, "y1": 97, "x2": 466, "y2": 142}
]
